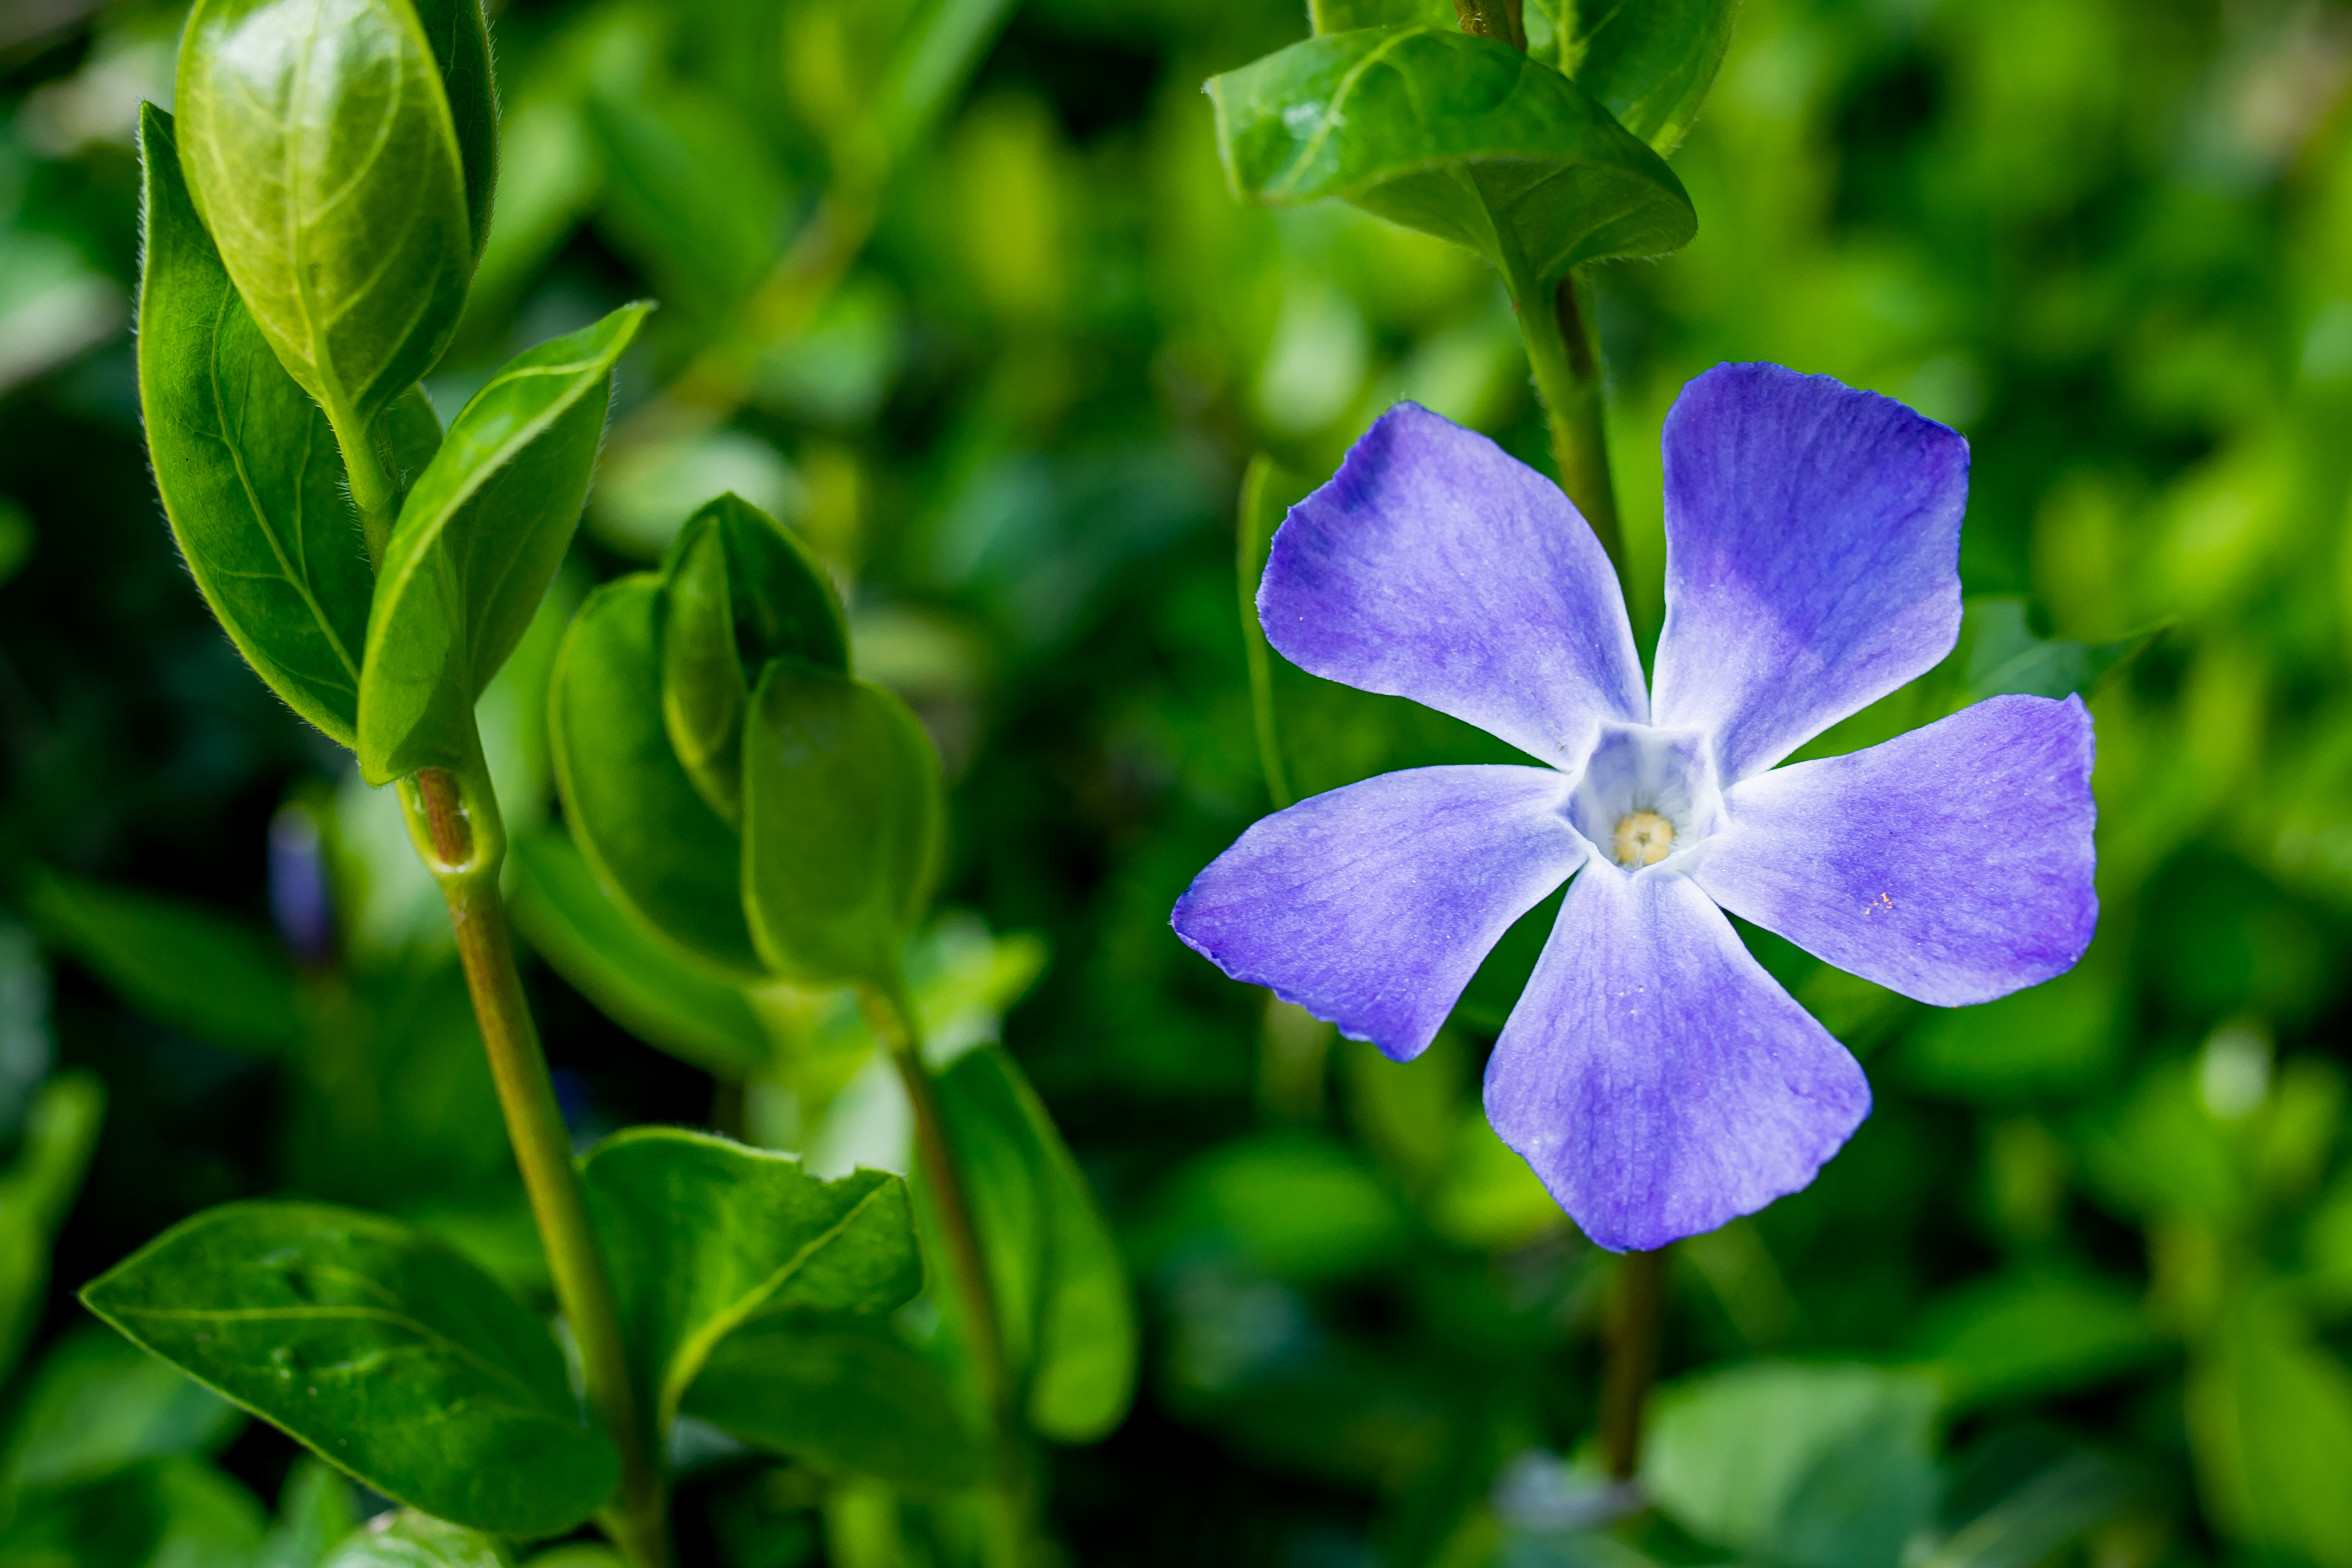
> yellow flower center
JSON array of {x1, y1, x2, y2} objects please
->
[{"x1": 1613, "y1": 810, "x2": 1675, "y2": 868}]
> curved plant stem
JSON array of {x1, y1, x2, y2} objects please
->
[
  {"x1": 1516, "y1": 269, "x2": 1625, "y2": 574},
  {"x1": 330, "y1": 402, "x2": 401, "y2": 572},
  {"x1": 406, "y1": 764, "x2": 670, "y2": 1568},
  {"x1": 1236, "y1": 456, "x2": 1294, "y2": 811},
  {"x1": 1599, "y1": 1246, "x2": 1668, "y2": 1479},
  {"x1": 863, "y1": 984, "x2": 1007, "y2": 1422}
]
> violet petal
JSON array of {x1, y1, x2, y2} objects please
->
[
  {"x1": 1650, "y1": 363, "x2": 1969, "y2": 783},
  {"x1": 1697, "y1": 693, "x2": 2098, "y2": 1007},
  {"x1": 1484, "y1": 866, "x2": 1871, "y2": 1250},
  {"x1": 1261, "y1": 403, "x2": 1646, "y2": 770},
  {"x1": 1173, "y1": 766, "x2": 1586, "y2": 1063}
]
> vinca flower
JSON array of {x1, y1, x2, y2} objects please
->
[{"x1": 1173, "y1": 364, "x2": 2097, "y2": 1251}]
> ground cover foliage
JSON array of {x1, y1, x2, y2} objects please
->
[{"x1": 3, "y1": 0, "x2": 2352, "y2": 1564}]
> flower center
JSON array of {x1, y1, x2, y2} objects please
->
[{"x1": 1612, "y1": 810, "x2": 1675, "y2": 867}]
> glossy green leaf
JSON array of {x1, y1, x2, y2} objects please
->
[
  {"x1": 2187, "y1": 1288, "x2": 2352, "y2": 1566},
  {"x1": 508, "y1": 828, "x2": 769, "y2": 1077},
  {"x1": 682, "y1": 1313, "x2": 987, "y2": 1491},
  {"x1": 740, "y1": 664, "x2": 943, "y2": 988},
  {"x1": 257, "y1": 1459, "x2": 361, "y2": 1568},
  {"x1": 580, "y1": 1128, "x2": 922, "y2": 1446},
  {"x1": 135, "y1": 105, "x2": 376, "y2": 748},
  {"x1": 80, "y1": 1201, "x2": 617, "y2": 1535},
  {"x1": 550, "y1": 575, "x2": 765, "y2": 975},
  {"x1": 357, "y1": 302, "x2": 650, "y2": 783},
  {"x1": 659, "y1": 493, "x2": 850, "y2": 824},
  {"x1": 936, "y1": 1045, "x2": 1137, "y2": 1441},
  {"x1": 1642, "y1": 1362, "x2": 1941, "y2": 1568},
  {"x1": 0, "y1": 1456, "x2": 266, "y2": 1568},
  {"x1": 174, "y1": 0, "x2": 474, "y2": 433},
  {"x1": 319, "y1": 1510, "x2": 515, "y2": 1568},
  {"x1": 1209, "y1": 28, "x2": 1695, "y2": 286},
  {"x1": 0, "y1": 1071, "x2": 104, "y2": 1384},
  {"x1": 26, "y1": 867, "x2": 300, "y2": 1055},
  {"x1": 1, "y1": 1326, "x2": 242, "y2": 1492},
  {"x1": 1539, "y1": 0, "x2": 1738, "y2": 154},
  {"x1": 409, "y1": 0, "x2": 498, "y2": 259}
]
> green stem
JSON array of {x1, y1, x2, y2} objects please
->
[
  {"x1": 403, "y1": 763, "x2": 670, "y2": 1568},
  {"x1": 327, "y1": 401, "x2": 400, "y2": 572},
  {"x1": 863, "y1": 984, "x2": 1008, "y2": 1424},
  {"x1": 1236, "y1": 456, "x2": 1294, "y2": 811},
  {"x1": 1599, "y1": 1246, "x2": 1667, "y2": 1480},
  {"x1": 1504, "y1": 254, "x2": 1624, "y2": 578}
]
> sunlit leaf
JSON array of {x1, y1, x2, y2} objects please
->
[
  {"x1": 357, "y1": 302, "x2": 650, "y2": 783},
  {"x1": 80, "y1": 1201, "x2": 617, "y2": 1535},
  {"x1": 319, "y1": 1509, "x2": 515, "y2": 1568}
]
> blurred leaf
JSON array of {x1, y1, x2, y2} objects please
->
[
  {"x1": 740, "y1": 665, "x2": 943, "y2": 988},
  {"x1": 1140, "y1": 1132, "x2": 1409, "y2": 1283},
  {"x1": 358, "y1": 302, "x2": 650, "y2": 783},
  {"x1": 0, "y1": 1456, "x2": 265, "y2": 1568},
  {"x1": 0, "y1": 1326, "x2": 241, "y2": 1492},
  {"x1": 550, "y1": 575, "x2": 764, "y2": 975},
  {"x1": 579, "y1": 1129, "x2": 921, "y2": 1445},
  {"x1": 27, "y1": 868, "x2": 299, "y2": 1055},
  {"x1": 256, "y1": 1459, "x2": 360, "y2": 1568},
  {"x1": 1916, "y1": 1445, "x2": 2142, "y2": 1568},
  {"x1": 1642, "y1": 1362, "x2": 1940, "y2": 1568},
  {"x1": 458, "y1": 94, "x2": 602, "y2": 333},
  {"x1": 174, "y1": 0, "x2": 472, "y2": 430},
  {"x1": 1209, "y1": 29, "x2": 1694, "y2": 287},
  {"x1": 1910, "y1": 1268, "x2": 2165, "y2": 1410},
  {"x1": 318, "y1": 1510, "x2": 515, "y2": 1568},
  {"x1": 1424, "y1": 1115, "x2": 1566, "y2": 1250},
  {"x1": 80, "y1": 1201, "x2": 617, "y2": 1535},
  {"x1": 134, "y1": 105, "x2": 379, "y2": 750},
  {"x1": 507, "y1": 828, "x2": 770, "y2": 1078},
  {"x1": 1896, "y1": 964, "x2": 2121, "y2": 1103},
  {"x1": 410, "y1": 0, "x2": 497, "y2": 260},
  {"x1": 1948, "y1": 598, "x2": 2163, "y2": 711},
  {"x1": 1537, "y1": 0, "x2": 1737, "y2": 154},
  {"x1": 659, "y1": 494, "x2": 850, "y2": 824},
  {"x1": 2187, "y1": 1287, "x2": 2352, "y2": 1566},
  {"x1": 587, "y1": 85, "x2": 784, "y2": 315},
  {"x1": 936, "y1": 1045, "x2": 1138, "y2": 1441},
  {"x1": 1309, "y1": 0, "x2": 1454, "y2": 31},
  {"x1": 683, "y1": 1313, "x2": 988, "y2": 1491},
  {"x1": 0, "y1": 499, "x2": 28, "y2": 589},
  {"x1": 0, "y1": 1071, "x2": 104, "y2": 1384},
  {"x1": 2076, "y1": 1059, "x2": 2247, "y2": 1224}
]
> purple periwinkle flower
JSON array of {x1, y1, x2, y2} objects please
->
[{"x1": 1172, "y1": 364, "x2": 2097, "y2": 1252}]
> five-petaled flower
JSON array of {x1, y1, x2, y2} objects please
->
[{"x1": 1172, "y1": 363, "x2": 2098, "y2": 1252}]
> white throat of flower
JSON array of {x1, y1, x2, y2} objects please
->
[{"x1": 1566, "y1": 724, "x2": 1722, "y2": 874}]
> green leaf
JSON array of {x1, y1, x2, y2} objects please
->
[
  {"x1": 1542, "y1": 0, "x2": 1738, "y2": 154},
  {"x1": 1310, "y1": 0, "x2": 1456, "y2": 31},
  {"x1": 0, "y1": 1456, "x2": 266, "y2": 1568},
  {"x1": 409, "y1": 0, "x2": 498, "y2": 260},
  {"x1": 740, "y1": 664, "x2": 943, "y2": 988},
  {"x1": 1948, "y1": 597, "x2": 2165, "y2": 710},
  {"x1": 26, "y1": 867, "x2": 300, "y2": 1055},
  {"x1": 2187, "y1": 1287, "x2": 2352, "y2": 1567},
  {"x1": 1, "y1": 1326, "x2": 242, "y2": 1492},
  {"x1": 1136, "y1": 1132, "x2": 1408, "y2": 1283},
  {"x1": 549, "y1": 574, "x2": 765, "y2": 976},
  {"x1": 1208, "y1": 28, "x2": 1695, "y2": 287},
  {"x1": 1642, "y1": 1362, "x2": 1941, "y2": 1568},
  {"x1": 659, "y1": 493, "x2": 851, "y2": 824},
  {"x1": 0, "y1": 1071, "x2": 105, "y2": 1384},
  {"x1": 507, "y1": 827, "x2": 771, "y2": 1078},
  {"x1": 935, "y1": 1045, "x2": 1138, "y2": 1442},
  {"x1": 257, "y1": 1458, "x2": 360, "y2": 1568},
  {"x1": 1915, "y1": 1446, "x2": 2143, "y2": 1568},
  {"x1": 134, "y1": 105, "x2": 376, "y2": 749},
  {"x1": 174, "y1": 0, "x2": 474, "y2": 434},
  {"x1": 585, "y1": 86, "x2": 786, "y2": 316},
  {"x1": 682, "y1": 1312, "x2": 988, "y2": 1492},
  {"x1": 79, "y1": 1201, "x2": 617, "y2": 1536},
  {"x1": 579, "y1": 1128, "x2": 922, "y2": 1445},
  {"x1": 319, "y1": 1510, "x2": 515, "y2": 1568},
  {"x1": 1909, "y1": 1267, "x2": 2166, "y2": 1411},
  {"x1": 357, "y1": 302, "x2": 650, "y2": 783}
]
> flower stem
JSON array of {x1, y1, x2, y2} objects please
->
[
  {"x1": 1598, "y1": 1246, "x2": 1667, "y2": 1479},
  {"x1": 326, "y1": 400, "x2": 400, "y2": 572},
  {"x1": 404, "y1": 764, "x2": 669, "y2": 1568},
  {"x1": 1517, "y1": 270, "x2": 1625, "y2": 578},
  {"x1": 863, "y1": 984, "x2": 1007, "y2": 1424},
  {"x1": 1236, "y1": 456, "x2": 1294, "y2": 811}
]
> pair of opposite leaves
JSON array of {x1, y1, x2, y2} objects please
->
[
  {"x1": 1212, "y1": 0, "x2": 1738, "y2": 285},
  {"x1": 141, "y1": 0, "x2": 645, "y2": 788}
]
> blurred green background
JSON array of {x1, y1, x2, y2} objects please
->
[{"x1": 6, "y1": 0, "x2": 2352, "y2": 1563}]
